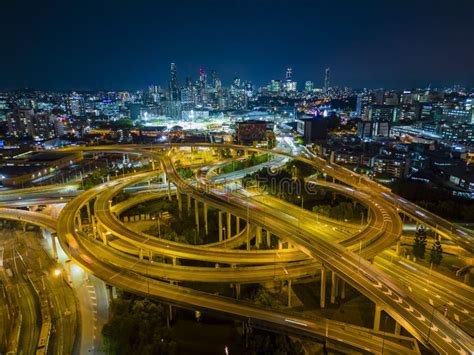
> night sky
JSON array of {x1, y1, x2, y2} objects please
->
[{"x1": 1, "y1": 0, "x2": 473, "y2": 91}]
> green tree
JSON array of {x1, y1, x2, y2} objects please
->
[
  {"x1": 102, "y1": 294, "x2": 176, "y2": 355},
  {"x1": 430, "y1": 240, "x2": 443, "y2": 265},
  {"x1": 413, "y1": 226, "x2": 427, "y2": 259}
]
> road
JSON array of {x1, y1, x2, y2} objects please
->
[{"x1": 1, "y1": 143, "x2": 472, "y2": 354}]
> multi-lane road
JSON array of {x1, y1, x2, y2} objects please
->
[{"x1": 0, "y1": 143, "x2": 472, "y2": 354}]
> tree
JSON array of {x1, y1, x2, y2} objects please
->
[
  {"x1": 430, "y1": 240, "x2": 443, "y2": 265},
  {"x1": 102, "y1": 294, "x2": 177, "y2": 355},
  {"x1": 413, "y1": 226, "x2": 427, "y2": 259}
]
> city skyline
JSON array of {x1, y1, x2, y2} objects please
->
[{"x1": 1, "y1": 0, "x2": 473, "y2": 91}]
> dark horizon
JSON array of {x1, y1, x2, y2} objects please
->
[{"x1": 1, "y1": 0, "x2": 473, "y2": 91}]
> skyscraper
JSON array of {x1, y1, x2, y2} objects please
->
[
  {"x1": 324, "y1": 67, "x2": 330, "y2": 93},
  {"x1": 169, "y1": 63, "x2": 180, "y2": 101},
  {"x1": 286, "y1": 68, "x2": 293, "y2": 80}
]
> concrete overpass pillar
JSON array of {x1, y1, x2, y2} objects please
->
[
  {"x1": 227, "y1": 213, "x2": 232, "y2": 239},
  {"x1": 396, "y1": 240, "x2": 401, "y2": 255},
  {"x1": 394, "y1": 322, "x2": 401, "y2": 335},
  {"x1": 320, "y1": 268, "x2": 327, "y2": 308},
  {"x1": 218, "y1": 211, "x2": 223, "y2": 242},
  {"x1": 91, "y1": 216, "x2": 97, "y2": 239},
  {"x1": 235, "y1": 283, "x2": 241, "y2": 299},
  {"x1": 162, "y1": 172, "x2": 167, "y2": 185},
  {"x1": 204, "y1": 203, "x2": 208, "y2": 236},
  {"x1": 139, "y1": 249, "x2": 144, "y2": 260},
  {"x1": 176, "y1": 190, "x2": 182, "y2": 218},
  {"x1": 287, "y1": 280, "x2": 292, "y2": 308},
  {"x1": 149, "y1": 250, "x2": 153, "y2": 263},
  {"x1": 167, "y1": 180, "x2": 172, "y2": 201},
  {"x1": 102, "y1": 231, "x2": 108, "y2": 246},
  {"x1": 86, "y1": 203, "x2": 92, "y2": 223},
  {"x1": 373, "y1": 304, "x2": 382, "y2": 331},
  {"x1": 236, "y1": 217, "x2": 240, "y2": 234},
  {"x1": 278, "y1": 240, "x2": 283, "y2": 250},
  {"x1": 256, "y1": 226, "x2": 262, "y2": 248},
  {"x1": 151, "y1": 160, "x2": 155, "y2": 170},
  {"x1": 340, "y1": 279, "x2": 346, "y2": 300},
  {"x1": 330, "y1": 272, "x2": 337, "y2": 304},
  {"x1": 172, "y1": 257, "x2": 177, "y2": 266},
  {"x1": 266, "y1": 231, "x2": 271, "y2": 248},
  {"x1": 187, "y1": 194, "x2": 192, "y2": 216},
  {"x1": 246, "y1": 224, "x2": 250, "y2": 250},
  {"x1": 194, "y1": 199, "x2": 200, "y2": 234},
  {"x1": 51, "y1": 233, "x2": 58, "y2": 262},
  {"x1": 76, "y1": 214, "x2": 82, "y2": 231}
]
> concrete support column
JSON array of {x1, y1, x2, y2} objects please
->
[
  {"x1": 151, "y1": 160, "x2": 155, "y2": 170},
  {"x1": 226, "y1": 213, "x2": 232, "y2": 239},
  {"x1": 91, "y1": 216, "x2": 97, "y2": 239},
  {"x1": 256, "y1": 226, "x2": 262, "y2": 248},
  {"x1": 187, "y1": 194, "x2": 192, "y2": 216},
  {"x1": 235, "y1": 284, "x2": 241, "y2": 299},
  {"x1": 246, "y1": 224, "x2": 250, "y2": 250},
  {"x1": 330, "y1": 271, "x2": 337, "y2": 304},
  {"x1": 51, "y1": 233, "x2": 58, "y2": 262},
  {"x1": 149, "y1": 250, "x2": 153, "y2": 263},
  {"x1": 172, "y1": 257, "x2": 177, "y2": 266},
  {"x1": 139, "y1": 249, "x2": 144, "y2": 260},
  {"x1": 76, "y1": 214, "x2": 82, "y2": 231},
  {"x1": 194, "y1": 199, "x2": 200, "y2": 234},
  {"x1": 340, "y1": 279, "x2": 346, "y2": 300},
  {"x1": 218, "y1": 211, "x2": 223, "y2": 242},
  {"x1": 373, "y1": 304, "x2": 382, "y2": 331},
  {"x1": 278, "y1": 240, "x2": 283, "y2": 250},
  {"x1": 86, "y1": 203, "x2": 92, "y2": 223},
  {"x1": 177, "y1": 190, "x2": 182, "y2": 218},
  {"x1": 204, "y1": 203, "x2": 208, "y2": 236},
  {"x1": 167, "y1": 180, "x2": 172, "y2": 201},
  {"x1": 102, "y1": 231, "x2": 108, "y2": 246},
  {"x1": 396, "y1": 240, "x2": 401, "y2": 255},
  {"x1": 287, "y1": 280, "x2": 292, "y2": 308},
  {"x1": 266, "y1": 232, "x2": 271, "y2": 248},
  {"x1": 236, "y1": 217, "x2": 240, "y2": 234},
  {"x1": 394, "y1": 322, "x2": 401, "y2": 335},
  {"x1": 320, "y1": 268, "x2": 327, "y2": 308}
]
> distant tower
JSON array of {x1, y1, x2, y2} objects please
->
[
  {"x1": 324, "y1": 67, "x2": 330, "y2": 93},
  {"x1": 169, "y1": 63, "x2": 180, "y2": 101},
  {"x1": 286, "y1": 68, "x2": 293, "y2": 80},
  {"x1": 211, "y1": 70, "x2": 217, "y2": 89}
]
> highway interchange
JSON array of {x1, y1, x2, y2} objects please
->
[{"x1": 0, "y1": 142, "x2": 472, "y2": 354}]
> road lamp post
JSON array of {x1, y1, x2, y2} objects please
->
[{"x1": 297, "y1": 195, "x2": 304, "y2": 209}]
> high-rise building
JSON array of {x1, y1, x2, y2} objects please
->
[
  {"x1": 211, "y1": 70, "x2": 217, "y2": 89},
  {"x1": 169, "y1": 63, "x2": 180, "y2": 101},
  {"x1": 356, "y1": 93, "x2": 373, "y2": 117},
  {"x1": 286, "y1": 68, "x2": 293, "y2": 80},
  {"x1": 367, "y1": 105, "x2": 401, "y2": 123},
  {"x1": 323, "y1": 67, "x2": 330, "y2": 93},
  {"x1": 304, "y1": 81, "x2": 314, "y2": 93},
  {"x1": 66, "y1": 95, "x2": 85, "y2": 117},
  {"x1": 269, "y1": 80, "x2": 282, "y2": 93},
  {"x1": 373, "y1": 89, "x2": 384, "y2": 105}
]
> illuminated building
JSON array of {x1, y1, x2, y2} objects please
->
[
  {"x1": 169, "y1": 63, "x2": 180, "y2": 101},
  {"x1": 323, "y1": 67, "x2": 330, "y2": 93},
  {"x1": 304, "y1": 81, "x2": 314, "y2": 92}
]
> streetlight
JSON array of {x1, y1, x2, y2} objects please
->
[{"x1": 297, "y1": 195, "x2": 304, "y2": 209}]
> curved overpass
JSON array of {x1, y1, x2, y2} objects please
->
[{"x1": 50, "y1": 144, "x2": 473, "y2": 354}]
